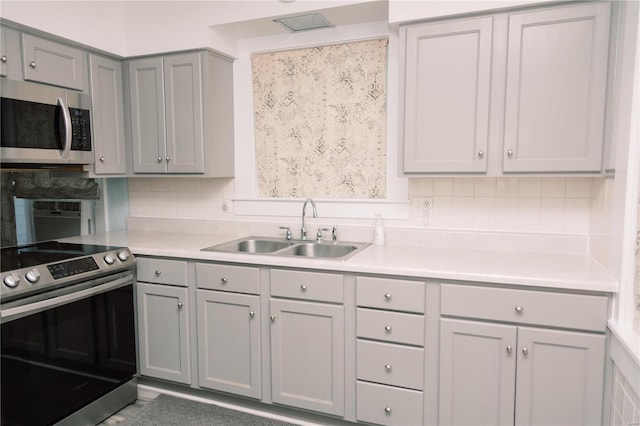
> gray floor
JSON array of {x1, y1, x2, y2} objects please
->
[{"x1": 98, "y1": 388, "x2": 160, "y2": 425}]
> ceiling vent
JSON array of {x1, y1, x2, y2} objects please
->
[{"x1": 273, "y1": 13, "x2": 334, "y2": 33}]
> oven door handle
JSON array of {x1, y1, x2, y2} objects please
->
[
  {"x1": 1, "y1": 275, "x2": 132, "y2": 323},
  {"x1": 58, "y1": 96, "x2": 72, "y2": 159}
]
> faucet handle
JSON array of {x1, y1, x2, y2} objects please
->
[
  {"x1": 316, "y1": 227, "x2": 331, "y2": 242},
  {"x1": 279, "y1": 226, "x2": 292, "y2": 241},
  {"x1": 331, "y1": 226, "x2": 338, "y2": 244}
]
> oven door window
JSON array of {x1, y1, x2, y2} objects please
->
[{"x1": 1, "y1": 284, "x2": 135, "y2": 425}]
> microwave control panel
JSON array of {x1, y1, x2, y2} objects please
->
[{"x1": 69, "y1": 107, "x2": 92, "y2": 152}]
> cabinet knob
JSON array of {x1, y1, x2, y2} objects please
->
[
  {"x1": 166, "y1": 156, "x2": 171, "y2": 162},
  {"x1": 506, "y1": 345, "x2": 512, "y2": 354},
  {"x1": 99, "y1": 157, "x2": 105, "y2": 162},
  {"x1": 270, "y1": 315, "x2": 276, "y2": 322},
  {"x1": 384, "y1": 406, "x2": 392, "y2": 414},
  {"x1": 220, "y1": 277, "x2": 228, "y2": 284},
  {"x1": 177, "y1": 301, "x2": 184, "y2": 309},
  {"x1": 522, "y1": 347, "x2": 529, "y2": 356},
  {"x1": 507, "y1": 149, "x2": 514, "y2": 158},
  {"x1": 515, "y1": 305, "x2": 524, "y2": 313},
  {"x1": 157, "y1": 157, "x2": 163, "y2": 163},
  {"x1": 249, "y1": 311, "x2": 255, "y2": 318},
  {"x1": 384, "y1": 293, "x2": 392, "y2": 300},
  {"x1": 384, "y1": 325, "x2": 392, "y2": 333},
  {"x1": 384, "y1": 363, "x2": 392, "y2": 371},
  {"x1": 478, "y1": 150, "x2": 484, "y2": 159},
  {"x1": 1, "y1": 55, "x2": 7, "y2": 63},
  {"x1": 300, "y1": 284, "x2": 307, "y2": 291},
  {"x1": 155, "y1": 270, "x2": 162, "y2": 276},
  {"x1": 29, "y1": 61, "x2": 36, "y2": 69}
]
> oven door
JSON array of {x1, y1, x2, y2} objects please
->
[{"x1": 1, "y1": 272, "x2": 136, "y2": 425}]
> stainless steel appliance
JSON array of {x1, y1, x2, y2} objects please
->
[
  {"x1": 1, "y1": 241, "x2": 136, "y2": 425},
  {"x1": 0, "y1": 79, "x2": 93, "y2": 165}
]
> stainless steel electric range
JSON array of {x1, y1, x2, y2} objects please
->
[{"x1": 1, "y1": 241, "x2": 137, "y2": 426}]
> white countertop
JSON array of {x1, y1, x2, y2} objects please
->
[{"x1": 65, "y1": 230, "x2": 617, "y2": 293}]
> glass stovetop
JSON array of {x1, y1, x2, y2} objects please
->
[{"x1": 1, "y1": 241, "x2": 118, "y2": 273}]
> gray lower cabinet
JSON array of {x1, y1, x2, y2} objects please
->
[
  {"x1": 269, "y1": 268, "x2": 345, "y2": 417},
  {"x1": 89, "y1": 54, "x2": 126, "y2": 175},
  {"x1": 136, "y1": 257, "x2": 190, "y2": 384},
  {"x1": 439, "y1": 284, "x2": 608, "y2": 425},
  {"x1": 195, "y1": 263, "x2": 262, "y2": 399}
]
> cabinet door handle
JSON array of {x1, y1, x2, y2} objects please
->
[
  {"x1": 507, "y1": 149, "x2": 514, "y2": 158},
  {"x1": 155, "y1": 270, "x2": 162, "y2": 276},
  {"x1": 249, "y1": 311, "x2": 255, "y2": 318},
  {"x1": 515, "y1": 305, "x2": 524, "y2": 313},
  {"x1": 157, "y1": 157, "x2": 163, "y2": 163},
  {"x1": 99, "y1": 157, "x2": 105, "y2": 163},
  {"x1": 1, "y1": 55, "x2": 7, "y2": 63},
  {"x1": 220, "y1": 277, "x2": 228, "y2": 284},
  {"x1": 300, "y1": 284, "x2": 307, "y2": 291},
  {"x1": 177, "y1": 302, "x2": 184, "y2": 309},
  {"x1": 270, "y1": 315, "x2": 276, "y2": 322},
  {"x1": 384, "y1": 325, "x2": 392, "y2": 333},
  {"x1": 478, "y1": 150, "x2": 484, "y2": 159},
  {"x1": 384, "y1": 293, "x2": 392, "y2": 300},
  {"x1": 384, "y1": 363, "x2": 392, "y2": 371},
  {"x1": 506, "y1": 345, "x2": 512, "y2": 354},
  {"x1": 166, "y1": 156, "x2": 171, "y2": 162},
  {"x1": 522, "y1": 347, "x2": 529, "y2": 356},
  {"x1": 384, "y1": 406, "x2": 392, "y2": 414},
  {"x1": 29, "y1": 60, "x2": 36, "y2": 69}
]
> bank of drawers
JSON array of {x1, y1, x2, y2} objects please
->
[{"x1": 355, "y1": 276, "x2": 425, "y2": 426}]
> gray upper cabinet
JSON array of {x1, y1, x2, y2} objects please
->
[
  {"x1": 127, "y1": 50, "x2": 234, "y2": 176},
  {"x1": 89, "y1": 55, "x2": 126, "y2": 175},
  {"x1": 503, "y1": 2, "x2": 611, "y2": 172},
  {"x1": 1, "y1": 28, "x2": 7, "y2": 77},
  {"x1": 21, "y1": 33, "x2": 85, "y2": 91},
  {"x1": 403, "y1": 16, "x2": 493, "y2": 173}
]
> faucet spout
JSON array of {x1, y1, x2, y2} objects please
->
[{"x1": 301, "y1": 198, "x2": 318, "y2": 240}]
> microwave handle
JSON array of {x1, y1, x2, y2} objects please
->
[{"x1": 57, "y1": 96, "x2": 71, "y2": 159}]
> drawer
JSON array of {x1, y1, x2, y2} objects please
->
[
  {"x1": 137, "y1": 257, "x2": 187, "y2": 286},
  {"x1": 271, "y1": 269, "x2": 343, "y2": 303},
  {"x1": 441, "y1": 284, "x2": 608, "y2": 332},
  {"x1": 357, "y1": 276, "x2": 425, "y2": 313},
  {"x1": 357, "y1": 308, "x2": 425, "y2": 346},
  {"x1": 196, "y1": 263, "x2": 260, "y2": 294},
  {"x1": 357, "y1": 340, "x2": 424, "y2": 390},
  {"x1": 357, "y1": 381, "x2": 423, "y2": 426}
]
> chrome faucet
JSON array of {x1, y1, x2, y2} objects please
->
[{"x1": 300, "y1": 198, "x2": 318, "y2": 240}]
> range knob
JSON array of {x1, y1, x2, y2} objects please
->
[
  {"x1": 25, "y1": 268, "x2": 41, "y2": 284},
  {"x1": 3, "y1": 273, "x2": 20, "y2": 288},
  {"x1": 104, "y1": 253, "x2": 116, "y2": 265},
  {"x1": 117, "y1": 250, "x2": 130, "y2": 262}
]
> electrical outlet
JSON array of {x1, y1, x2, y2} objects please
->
[
  {"x1": 412, "y1": 197, "x2": 433, "y2": 216},
  {"x1": 222, "y1": 200, "x2": 232, "y2": 213}
]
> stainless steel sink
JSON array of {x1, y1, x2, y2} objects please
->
[{"x1": 202, "y1": 237, "x2": 369, "y2": 260}]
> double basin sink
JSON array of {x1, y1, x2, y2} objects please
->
[{"x1": 202, "y1": 236, "x2": 370, "y2": 261}]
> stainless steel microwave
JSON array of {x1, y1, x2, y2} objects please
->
[{"x1": 0, "y1": 79, "x2": 93, "y2": 165}]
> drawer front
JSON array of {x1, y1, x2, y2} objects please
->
[
  {"x1": 357, "y1": 276, "x2": 425, "y2": 313},
  {"x1": 357, "y1": 381, "x2": 423, "y2": 426},
  {"x1": 357, "y1": 340, "x2": 424, "y2": 390},
  {"x1": 137, "y1": 257, "x2": 187, "y2": 286},
  {"x1": 357, "y1": 308, "x2": 425, "y2": 346},
  {"x1": 196, "y1": 263, "x2": 260, "y2": 294},
  {"x1": 441, "y1": 284, "x2": 608, "y2": 332},
  {"x1": 270, "y1": 269, "x2": 343, "y2": 303}
]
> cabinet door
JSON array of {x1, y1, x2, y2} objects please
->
[
  {"x1": 129, "y1": 57, "x2": 167, "y2": 173},
  {"x1": 439, "y1": 318, "x2": 517, "y2": 426},
  {"x1": 403, "y1": 17, "x2": 493, "y2": 173},
  {"x1": 90, "y1": 55, "x2": 126, "y2": 174},
  {"x1": 270, "y1": 299, "x2": 344, "y2": 416},
  {"x1": 21, "y1": 33, "x2": 84, "y2": 90},
  {"x1": 163, "y1": 52, "x2": 204, "y2": 174},
  {"x1": 1, "y1": 28, "x2": 7, "y2": 77},
  {"x1": 503, "y1": 3, "x2": 611, "y2": 172},
  {"x1": 136, "y1": 282, "x2": 190, "y2": 384},
  {"x1": 197, "y1": 290, "x2": 261, "y2": 399},
  {"x1": 515, "y1": 327, "x2": 605, "y2": 425}
]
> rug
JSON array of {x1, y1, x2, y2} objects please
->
[{"x1": 119, "y1": 394, "x2": 299, "y2": 426}]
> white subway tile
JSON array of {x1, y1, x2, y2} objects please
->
[
  {"x1": 496, "y1": 178, "x2": 519, "y2": 197},
  {"x1": 434, "y1": 178, "x2": 454, "y2": 196},
  {"x1": 474, "y1": 178, "x2": 497, "y2": 197},
  {"x1": 454, "y1": 178, "x2": 475, "y2": 197},
  {"x1": 541, "y1": 178, "x2": 567, "y2": 198},
  {"x1": 566, "y1": 178, "x2": 592, "y2": 198},
  {"x1": 518, "y1": 177, "x2": 542, "y2": 197}
]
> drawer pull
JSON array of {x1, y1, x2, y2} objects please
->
[
  {"x1": 221, "y1": 277, "x2": 228, "y2": 284},
  {"x1": 384, "y1": 325, "x2": 392, "y2": 333},
  {"x1": 155, "y1": 270, "x2": 162, "y2": 276},
  {"x1": 522, "y1": 347, "x2": 529, "y2": 356},
  {"x1": 506, "y1": 345, "x2": 512, "y2": 354},
  {"x1": 384, "y1": 363, "x2": 392, "y2": 371},
  {"x1": 384, "y1": 406, "x2": 392, "y2": 414},
  {"x1": 300, "y1": 284, "x2": 307, "y2": 291},
  {"x1": 515, "y1": 305, "x2": 524, "y2": 313},
  {"x1": 384, "y1": 293, "x2": 392, "y2": 300}
]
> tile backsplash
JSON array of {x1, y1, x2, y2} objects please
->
[
  {"x1": 129, "y1": 176, "x2": 599, "y2": 235},
  {"x1": 611, "y1": 362, "x2": 640, "y2": 426}
]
